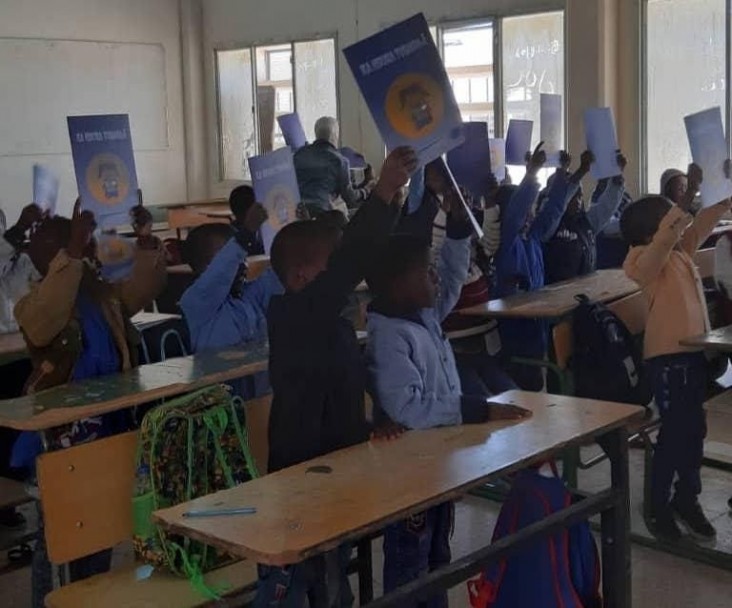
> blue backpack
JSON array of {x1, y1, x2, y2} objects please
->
[{"x1": 468, "y1": 469, "x2": 602, "y2": 608}]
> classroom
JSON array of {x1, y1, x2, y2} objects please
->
[{"x1": 1, "y1": 0, "x2": 732, "y2": 606}]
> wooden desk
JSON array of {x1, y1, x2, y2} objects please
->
[
  {"x1": 154, "y1": 390, "x2": 640, "y2": 607},
  {"x1": 129, "y1": 312, "x2": 181, "y2": 331},
  {"x1": 166, "y1": 201, "x2": 230, "y2": 232},
  {"x1": 457, "y1": 269, "x2": 639, "y2": 320},
  {"x1": 680, "y1": 325, "x2": 732, "y2": 352},
  {"x1": 0, "y1": 344, "x2": 269, "y2": 431}
]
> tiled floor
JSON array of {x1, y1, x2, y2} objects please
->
[{"x1": 3, "y1": 447, "x2": 732, "y2": 606}]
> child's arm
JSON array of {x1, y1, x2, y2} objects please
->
[
  {"x1": 499, "y1": 162, "x2": 543, "y2": 250},
  {"x1": 623, "y1": 206, "x2": 692, "y2": 286},
  {"x1": 532, "y1": 169, "x2": 571, "y2": 243},
  {"x1": 434, "y1": 198, "x2": 472, "y2": 321},
  {"x1": 337, "y1": 156, "x2": 369, "y2": 208},
  {"x1": 680, "y1": 164, "x2": 732, "y2": 254},
  {"x1": 586, "y1": 153, "x2": 627, "y2": 235},
  {"x1": 397, "y1": 170, "x2": 440, "y2": 240},
  {"x1": 308, "y1": 147, "x2": 417, "y2": 312},
  {"x1": 115, "y1": 241, "x2": 167, "y2": 317},
  {"x1": 367, "y1": 334, "x2": 462, "y2": 430}
]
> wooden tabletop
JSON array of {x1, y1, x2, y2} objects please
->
[
  {"x1": 153, "y1": 390, "x2": 643, "y2": 567},
  {"x1": 129, "y1": 312, "x2": 181, "y2": 331},
  {"x1": 680, "y1": 325, "x2": 732, "y2": 352},
  {"x1": 0, "y1": 344, "x2": 269, "y2": 431},
  {"x1": 457, "y1": 269, "x2": 639, "y2": 319}
]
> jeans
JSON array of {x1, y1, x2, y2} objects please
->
[
  {"x1": 647, "y1": 352, "x2": 708, "y2": 512},
  {"x1": 383, "y1": 502, "x2": 454, "y2": 608},
  {"x1": 32, "y1": 501, "x2": 112, "y2": 608},
  {"x1": 455, "y1": 353, "x2": 518, "y2": 397},
  {"x1": 254, "y1": 544, "x2": 354, "y2": 608}
]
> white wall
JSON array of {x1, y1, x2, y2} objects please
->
[
  {"x1": 202, "y1": 0, "x2": 633, "y2": 197},
  {"x1": 0, "y1": 0, "x2": 189, "y2": 223}
]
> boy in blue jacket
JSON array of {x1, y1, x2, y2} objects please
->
[
  {"x1": 366, "y1": 195, "x2": 528, "y2": 608},
  {"x1": 493, "y1": 145, "x2": 588, "y2": 390},
  {"x1": 180, "y1": 204, "x2": 282, "y2": 397}
]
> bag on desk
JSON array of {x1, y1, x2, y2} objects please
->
[
  {"x1": 467, "y1": 469, "x2": 601, "y2": 608},
  {"x1": 132, "y1": 384, "x2": 259, "y2": 596},
  {"x1": 571, "y1": 294, "x2": 651, "y2": 407}
]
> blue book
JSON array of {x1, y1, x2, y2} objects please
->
[
  {"x1": 685, "y1": 106, "x2": 732, "y2": 207},
  {"x1": 540, "y1": 94, "x2": 563, "y2": 167},
  {"x1": 67, "y1": 114, "x2": 139, "y2": 228},
  {"x1": 343, "y1": 13, "x2": 464, "y2": 166},
  {"x1": 583, "y1": 108, "x2": 620, "y2": 180},
  {"x1": 505, "y1": 120, "x2": 533, "y2": 166},
  {"x1": 248, "y1": 147, "x2": 301, "y2": 254},
  {"x1": 446, "y1": 122, "x2": 492, "y2": 203},
  {"x1": 277, "y1": 113, "x2": 308, "y2": 151},
  {"x1": 33, "y1": 164, "x2": 59, "y2": 215}
]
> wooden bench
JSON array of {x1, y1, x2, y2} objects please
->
[{"x1": 42, "y1": 394, "x2": 273, "y2": 608}]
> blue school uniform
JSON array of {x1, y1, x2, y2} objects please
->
[{"x1": 494, "y1": 172, "x2": 573, "y2": 388}]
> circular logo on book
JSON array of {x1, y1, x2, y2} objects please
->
[
  {"x1": 385, "y1": 73, "x2": 444, "y2": 139},
  {"x1": 265, "y1": 185, "x2": 298, "y2": 230},
  {"x1": 86, "y1": 153, "x2": 130, "y2": 205}
]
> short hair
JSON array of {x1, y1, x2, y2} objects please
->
[
  {"x1": 620, "y1": 196, "x2": 672, "y2": 247},
  {"x1": 366, "y1": 233, "x2": 431, "y2": 297},
  {"x1": 270, "y1": 220, "x2": 341, "y2": 284},
  {"x1": 314, "y1": 116, "x2": 339, "y2": 144},
  {"x1": 183, "y1": 223, "x2": 233, "y2": 275},
  {"x1": 316, "y1": 210, "x2": 348, "y2": 232},
  {"x1": 229, "y1": 185, "x2": 256, "y2": 219}
]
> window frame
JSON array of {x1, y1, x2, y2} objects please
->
[
  {"x1": 641, "y1": 0, "x2": 732, "y2": 194},
  {"x1": 213, "y1": 32, "x2": 340, "y2": 183}
]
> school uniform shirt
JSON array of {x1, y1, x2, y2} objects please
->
[
  {"x1": 266, "y1": 194, "x2": 400, "y2": 473},
  {"x1": 543, "y1": 178, "x2": 625, "y2": 284},
  {"x1": 180, "y1": 237, "x2": 283, "y2": 353},
  {"x1": 624, "y1": 202, "x2": 727, "y2": 360},
  {"x1": 294, "y1": 139, "x2": 368, "y2": 211},
  {"x1": 0, "y1": 234, "x2": 39, "y2": 333},
  {"x1": 366, "y1": 231, "x2": 471, "y2": 430}
]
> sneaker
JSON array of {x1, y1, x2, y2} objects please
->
[
  {"x1": 648, "y1": 508, "x2": 682, "y2": 542},
  {"x1": 671, "y1": 499, "x2": 716, "y2": 541}
]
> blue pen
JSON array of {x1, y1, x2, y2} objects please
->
[{"x1": 183, "y1": 507, "x2": 257, "y2": 518}]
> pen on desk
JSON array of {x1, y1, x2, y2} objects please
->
[{"x1": 182, "y1": 507, "x2": 257, "y2": 518}]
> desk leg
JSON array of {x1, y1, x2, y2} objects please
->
[
  {"x1": 599, "y1": 428, "x2": 631, "y2": 608},
  {"x1": 357, "y1": 537, "x2": 374, "y2": 604}
]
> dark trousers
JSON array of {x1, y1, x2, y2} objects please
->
[
  {"x1": 383, "y1": 502, "x2": 453, "y2": 608},
  {"x1": 647, "y1": 352, "x2": 708, "y2": 512},
  {"x1": 254, "y1": 544, "x2": 354, "y2": 608}
]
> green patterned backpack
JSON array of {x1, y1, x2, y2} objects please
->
[{"x1": 132, "y1": 385, "x2": 259, "y2": 596}]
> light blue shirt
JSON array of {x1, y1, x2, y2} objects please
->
[
  {"x1": 366, "y1": 236, "x2": 471, "y2": 430},
  {"x1": 180, "y1": 238, "x2": 282, "y2": 352}
]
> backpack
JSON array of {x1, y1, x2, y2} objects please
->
[
  {"x1": 467, "y1": 469, "x2": 602, "y2": 608},
  {"x1": 571, "y1": 294, "x2": 651, "y2": 407},
  {"x1": 132, "y1": 385, "x2": 259, "y2": 595}
]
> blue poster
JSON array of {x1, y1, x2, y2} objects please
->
[
  {"x1": 446, "y1": 122, "x2": 492, "y2": 203},
  {"x1": 584, "y1": 107, "x2": 620, "y2": 180},
  {"x1": 505, "y1": 120, "x2": 533, "y2": 166},
  {"x1": 67, "y1": 114, "x2": 139, "y2": 228},
  {"x1": 343, "y1": 13, "x2": 464, "y2": 166},
  {"x1": 33, "y1": 164, "x2": 59, "y2": 215},
  {"x1": 540, "y1": 94, "x2": 562, "y2": 167},
  {"x1": 248, "y1": 147, "x2": 301, "y2": 254},
  {"x1": 277, "y1": 113, "x2": 308, "y2": 151},
  {"x1": 685, "y1": 107, "x2": 732, "y2": 207}
]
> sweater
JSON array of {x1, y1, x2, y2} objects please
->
[
  {"x1": 623, "y1": 202, "x2": 728, "y2": 359},
  {"x1": 366, "y1": 236, "x2": 471, "y2": 430}
]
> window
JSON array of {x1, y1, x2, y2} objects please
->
[
  {"x1": 644, "y1": 0, "x2": 729, "y2": 193},
  {"x1": 216, "y1": 38, "x2": 338, "y2": 180},
  {"x1": 432, "y1": 12, "x2": 565, "y2": 183}
]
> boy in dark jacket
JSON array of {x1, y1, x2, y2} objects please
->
[{"x1": 254, "y1": 146, "x2": 417, "y2": 607}]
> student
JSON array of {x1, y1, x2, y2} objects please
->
[
  {"x1": 660, "y1": 165, "x2": 702, "y2": 214},
  {"x1": 621, "y1": 174, "x2": 730, "y2": 542},
  {"x1": 228, "y1": 184, "x2": 265, "y2": 256},
  {"x1": 0, "y1": 203, "x2": 42, "y2": 529},
  {"x1": 254, "y1": 146, "x2": 416, "y2": 607},
  {"x1": 492, "y1": 144, "x2": 576, "y2": 390},
  {"x1": 543, "y1": 151, "x2": 627, "y2": 284},
  {"x1": 13, "y1": 201, "x2": 166, "y2": 607},
  {"x1": 365, "y1": 205, "x2": 528, "y2": 607}
]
